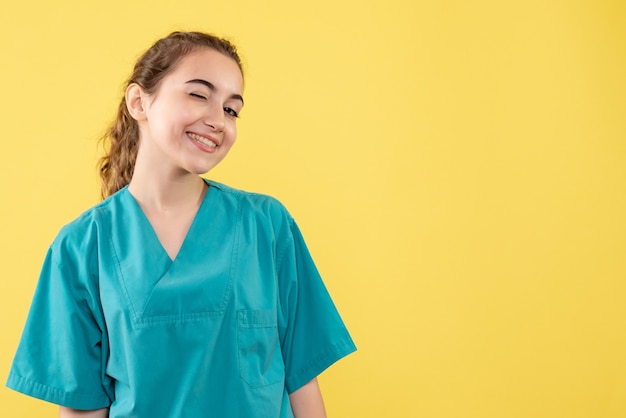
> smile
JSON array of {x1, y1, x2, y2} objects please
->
[{"x1": 188, "y1": 132, "x2": 217, "y2": 148}]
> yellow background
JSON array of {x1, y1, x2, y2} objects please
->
[{"x1": 1, "y1": 0, "x2": 625, "y2": 417}]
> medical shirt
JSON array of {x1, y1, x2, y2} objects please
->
[{"x1": 7, "y1": 180, "x2": 356, "y2": 417}]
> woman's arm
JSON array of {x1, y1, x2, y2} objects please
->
[
  {"x1": 59, "y1": 407, "x2": 109, "y2": 417},
  {"x1": 288, "y1": 378, "x2": 327, "y2": 418}
]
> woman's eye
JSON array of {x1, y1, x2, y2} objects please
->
[
  {"x1": 224, "y1": 107, "x2": 239, "y2": 118},
  {"x1": 190, "y1": 93, "x2": 207, "y2": 100}
]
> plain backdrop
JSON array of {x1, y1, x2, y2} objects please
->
[{"x1": 1, "y1": 1, "x2": 625, "y2": 417}]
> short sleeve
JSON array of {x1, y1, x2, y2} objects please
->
[
  {"x1": 276, "y1": 219, "x2": 356, "y2": 393},
  {"x1": 6, "y1": 242, "x2": 113, "y2": 409}
]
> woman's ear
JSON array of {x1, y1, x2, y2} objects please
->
[{"x1": 126, "y1": 83, "x2": 148, "y2": 121}]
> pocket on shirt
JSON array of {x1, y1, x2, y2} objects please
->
[{"x1": 237, "y1": 309, "x2": 285, "y2": 389}]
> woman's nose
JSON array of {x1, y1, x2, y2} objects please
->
[{"x1": 204, "y1": 103, "x2": 225, "y2": 131}]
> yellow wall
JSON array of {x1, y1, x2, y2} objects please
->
[{"x1": 1, "y1": 1, "x2": 625, "y2": 416}]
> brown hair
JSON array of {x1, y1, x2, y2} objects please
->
[{"x1": 98, "y1": 31, "x2": 243, "y2": 198}]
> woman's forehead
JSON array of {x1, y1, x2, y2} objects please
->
[{"x1": 172, "y1": 49, "x2": 243, "y2": 87}]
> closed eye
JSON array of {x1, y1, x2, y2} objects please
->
[
  {"x1": 190, "y1": 93, "x2": 207, "y2": 100},
  {"x1": 224, "y1": 107, "x2": 239, "y2": 118}
]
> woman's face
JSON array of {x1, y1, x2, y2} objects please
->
[{"x1": 135, "y1": 47, "x2": 244, "y2": 176}]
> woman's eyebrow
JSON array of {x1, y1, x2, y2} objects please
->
[{"x1": 186, "y1": 79, "x2": 244, "y2": 105}]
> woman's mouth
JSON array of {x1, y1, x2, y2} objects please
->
[{"x1": 188, "y1": 132, "x2": 217, "y2": 149}]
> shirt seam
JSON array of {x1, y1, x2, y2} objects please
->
[
  {"x1": 286, "y1": 337, "x2": 356, "y2": 392},
  {"x1": 7, "y1": 372, "x2": 110, "y2": 404}
]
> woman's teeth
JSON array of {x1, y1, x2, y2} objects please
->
[{"x1": 188, "y1": 133, "x2": 216, "y2": 148}]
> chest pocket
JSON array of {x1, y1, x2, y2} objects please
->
[{"x1": 237, "y1": 309, "x2": 285, "y2": 388}]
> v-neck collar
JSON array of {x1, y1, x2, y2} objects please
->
[
  {"x1": 122, "y1": 178, "x2": 213, "y2": 264},
  {"x1": 108, "y1": 178, "x2": 237, "y2": 322}
]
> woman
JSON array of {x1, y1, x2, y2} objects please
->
[{"x1": 7, "y1": 31, "x2": 355, "y2": 417}]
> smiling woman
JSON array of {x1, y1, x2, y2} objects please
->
[
  {"x1": 5, "y1": 31, "x2": 356, "y2": 418},
  {"x1": 98, "y1": 31, "x2": 245, "y2": 200},
  {"x1": 126, "y1": 47, "x2": 244, "y2": 204}
]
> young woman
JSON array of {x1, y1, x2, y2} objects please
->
[{"x1": 7, "y1": 31, "x2": 356, "y2": 417}]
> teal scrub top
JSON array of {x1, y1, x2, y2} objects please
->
[{"x1": 7, "y1": 180, "x2": 356, "y2": 417}]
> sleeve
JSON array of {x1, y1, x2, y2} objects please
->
[
  {"x1": 6, "y1": 242, "x2": 113, "y2": 409},
  {"x1": 276, "y1": 218, "x2": 356, "y2": 394}
]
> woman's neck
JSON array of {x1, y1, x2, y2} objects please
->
[{"x1": 128, "y1": 167, "x2": 207, "y2": 214}]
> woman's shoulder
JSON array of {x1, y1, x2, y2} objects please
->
[
  {"x1": 205, "y1": 179, "x2": 293, "y2": 221},
  {"x1": 52, "y1": 188, "x2": 125, "y2": 251}
]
